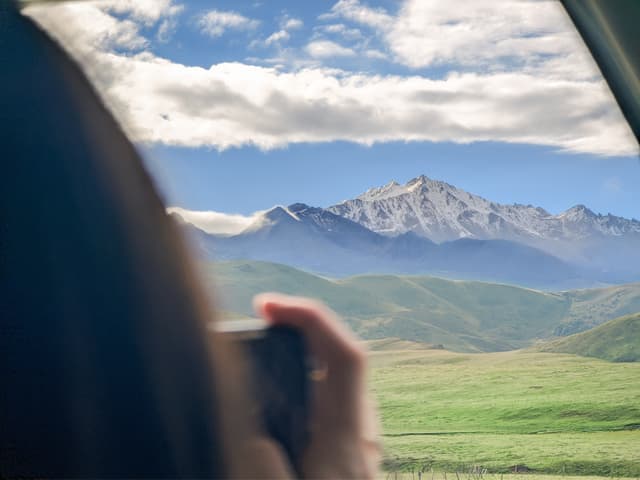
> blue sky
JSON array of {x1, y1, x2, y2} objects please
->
[
  {"x1": 28, "y1": 0, "x2": 640, "y2": 220},
  {"x1": 144, "y1": 142, "x2": 640, "y2": 219}
]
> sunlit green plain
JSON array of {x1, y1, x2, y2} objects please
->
[{"x1": 370, "y1": 349, "x2": 640, "y2": 477}]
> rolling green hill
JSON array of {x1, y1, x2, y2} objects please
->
[
  {"x1": 554, "y1": 286, "x2": 640, "y2": 335},
  {"x1": 199, "y1": 260, "x2": 640, "y2": 352},
  {"x1": 537, "y1": 313, "x2": 640, "y2": 362}
]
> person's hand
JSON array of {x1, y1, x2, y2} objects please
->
[{"x1": 252, "y1": 293, "x2": 381, "y2": 479}]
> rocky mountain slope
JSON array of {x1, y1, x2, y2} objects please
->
[{"x1": 328, "y1": 175, "x2": 640, "y2": 280}]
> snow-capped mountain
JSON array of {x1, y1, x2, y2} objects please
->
[
  {"x1": 328, "y1": 175, "x2": 640, "y2": 278},
  {"x1": 175, "y1": 203, "x2": 586, "y2": 288},
  {"x1": 330, "y1": 175, "x2": 640, "y2": 241},
  {"x1": 170, "y1": 174, "x2": 639, "y2": 286}
]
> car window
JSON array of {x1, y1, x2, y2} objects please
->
[{"x1": 25, "y1": 1, "x2": 640, "y2": 478}]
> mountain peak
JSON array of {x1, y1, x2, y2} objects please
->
[
  {"x1": 263, "y1": 205, "x2": 300, "y2": 222},
  {"x1": 328, "y1": 175, "x2": 640, "y2": 256},
  {"x1": 288, "y1": 203, "x2": 312, "y2": 214},
  {"x1": 357, "y1": 179, "x2": 406, "y2": 201},
  {"x1": 562, "y1": 204, "x2": 596, "y2": 220},
  {"x1": 570, "y1": 204, "x2": 589, "y2": 211},
  {"x1": 407, "y1": 174, "x2": 445, "y2": 192},
  {"x1": 355, "y1": 175, "x2": 452, "y2": 202},
  {"x1": 407, "y1": 174, "x2": 429, "y2": 185}
]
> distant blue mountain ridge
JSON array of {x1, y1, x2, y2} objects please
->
[
  {"x1": 174, "y1": 203, "x2": 589, "y2": 289},
  {"x1": 171, "y1": 175, "x2": 640, "y2": 289}
]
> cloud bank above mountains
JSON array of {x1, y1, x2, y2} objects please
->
[{"x1": 25, "y1": 0, "x2": 638, "y2": 156}]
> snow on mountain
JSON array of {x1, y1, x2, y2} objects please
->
[
  {"x1": 330, "y1": 175, "x2": 640, "y2": 242},
  {"x1": 328, "y1": 175, "x2": 640, "y2": 276}
]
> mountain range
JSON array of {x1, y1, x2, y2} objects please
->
[
  {"x1": 172, "y1": 175, "x2": 640, "y2": 288},
  {"x1": 329, "y1": 175, "x2": 640, "y2": 279}
]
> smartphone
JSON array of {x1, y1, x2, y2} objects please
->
[{"x1": 216, "y1": 319, "x2": 311, "y2": 473}]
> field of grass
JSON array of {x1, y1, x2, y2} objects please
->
[
  {"x1": 370, "y1": 348, "x2": 640, "y2": 477},
  {"x1": 379, "y1": 475, "x2": 639, "y2": 480}
]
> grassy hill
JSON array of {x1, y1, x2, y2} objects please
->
[
  {"x1": 199, "y1": 260, "x2": 640, "y2": 352},
  {"x1": 537, "y1": 313, "x2": 640, "y2": 362},
  {"x1": 554, "y1": 285, "x2": 640, "y2": 335},
  {"x1": 370, "y1": 348, "x2": 640, "y2": 476}
]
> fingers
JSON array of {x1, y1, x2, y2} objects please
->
[
  {"x1": 253, "y1": 293, "x2": 367, "y2": 379},
  {"x1": 358, "y1": 391, "x2": 379, "y2": 436},
  {"x1": 252, "y1": 293, "x2": 381, "y2": 479},
  {"x1": 231, "y1": 436, "x2": 294, "y2": 479}
]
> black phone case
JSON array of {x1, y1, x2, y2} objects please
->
[{"x1": 243, "y1": 326, "x2": 311, "y2": 473}]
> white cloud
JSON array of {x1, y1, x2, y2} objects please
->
[
  {"x1": 264, "y1": 29, "x2": 290, "y2": 46},
  {"x1": 68, "y1": 53, "x2": 636, "y2": 155},
  {"x1": 24, "y1": 3, "x2": 148, "y2": 52},
  {"x1": 386, "y1": 0, "x2": 580, "y2": 70},
  {"x1": 157, "y1": 17, "x2": 178, "y2": 43},
  {"x1": 101, "y1": 0, "x2": 184, "y2": 25},
  {"x1": 198, "y1": 9, "x2": 259, "y2": 38},
  {"x1": 168, "y1": 207, "x2": 259, "y2": 235},
  {"x1": 253, "y1": 15, "x2": 302, "y2": 48},
  {"x1": 320, "y1": 23, "x2": 363, "y2": 40},
  {"x1": 23, "y1": 0, "x2": 183, "y2": 53},
  {"x1": 364, "y1": 49, "x2": 387, "y2": 60},
  {"x1": 281, "y1": 16, "x2": 303, "y2": 30},
  {"x1": 306, "y1": 40, "x2": 356, "y2": 58},
  {"x1": 321, "y1": 0, "x2": 392, "y2": 29},
  {"x1": 326, "y1": 0, "x2": 596, "y2": 77},
  {"x1": 24, "y1": 1, "x2": 639, "y2": 158}
]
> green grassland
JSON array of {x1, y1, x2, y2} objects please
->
[
  {"x1": 378, "y1": 474, "x2": 639, "y2": 480},
  {"x1": 536, "y1": 313, "x2": 640, "y2": 362},
  {"x1": 380, "y1": 476, "x2": 638, "y2": 480},
  {"x1": 369, "y1": 348, "x2": 640, "y2": 476},
  {"x1": 202, "y1": 260, "x2": 640, "y2": 352},
  {"x1": 204, "y1": 260, "x2": 640, "y2": 475}
]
